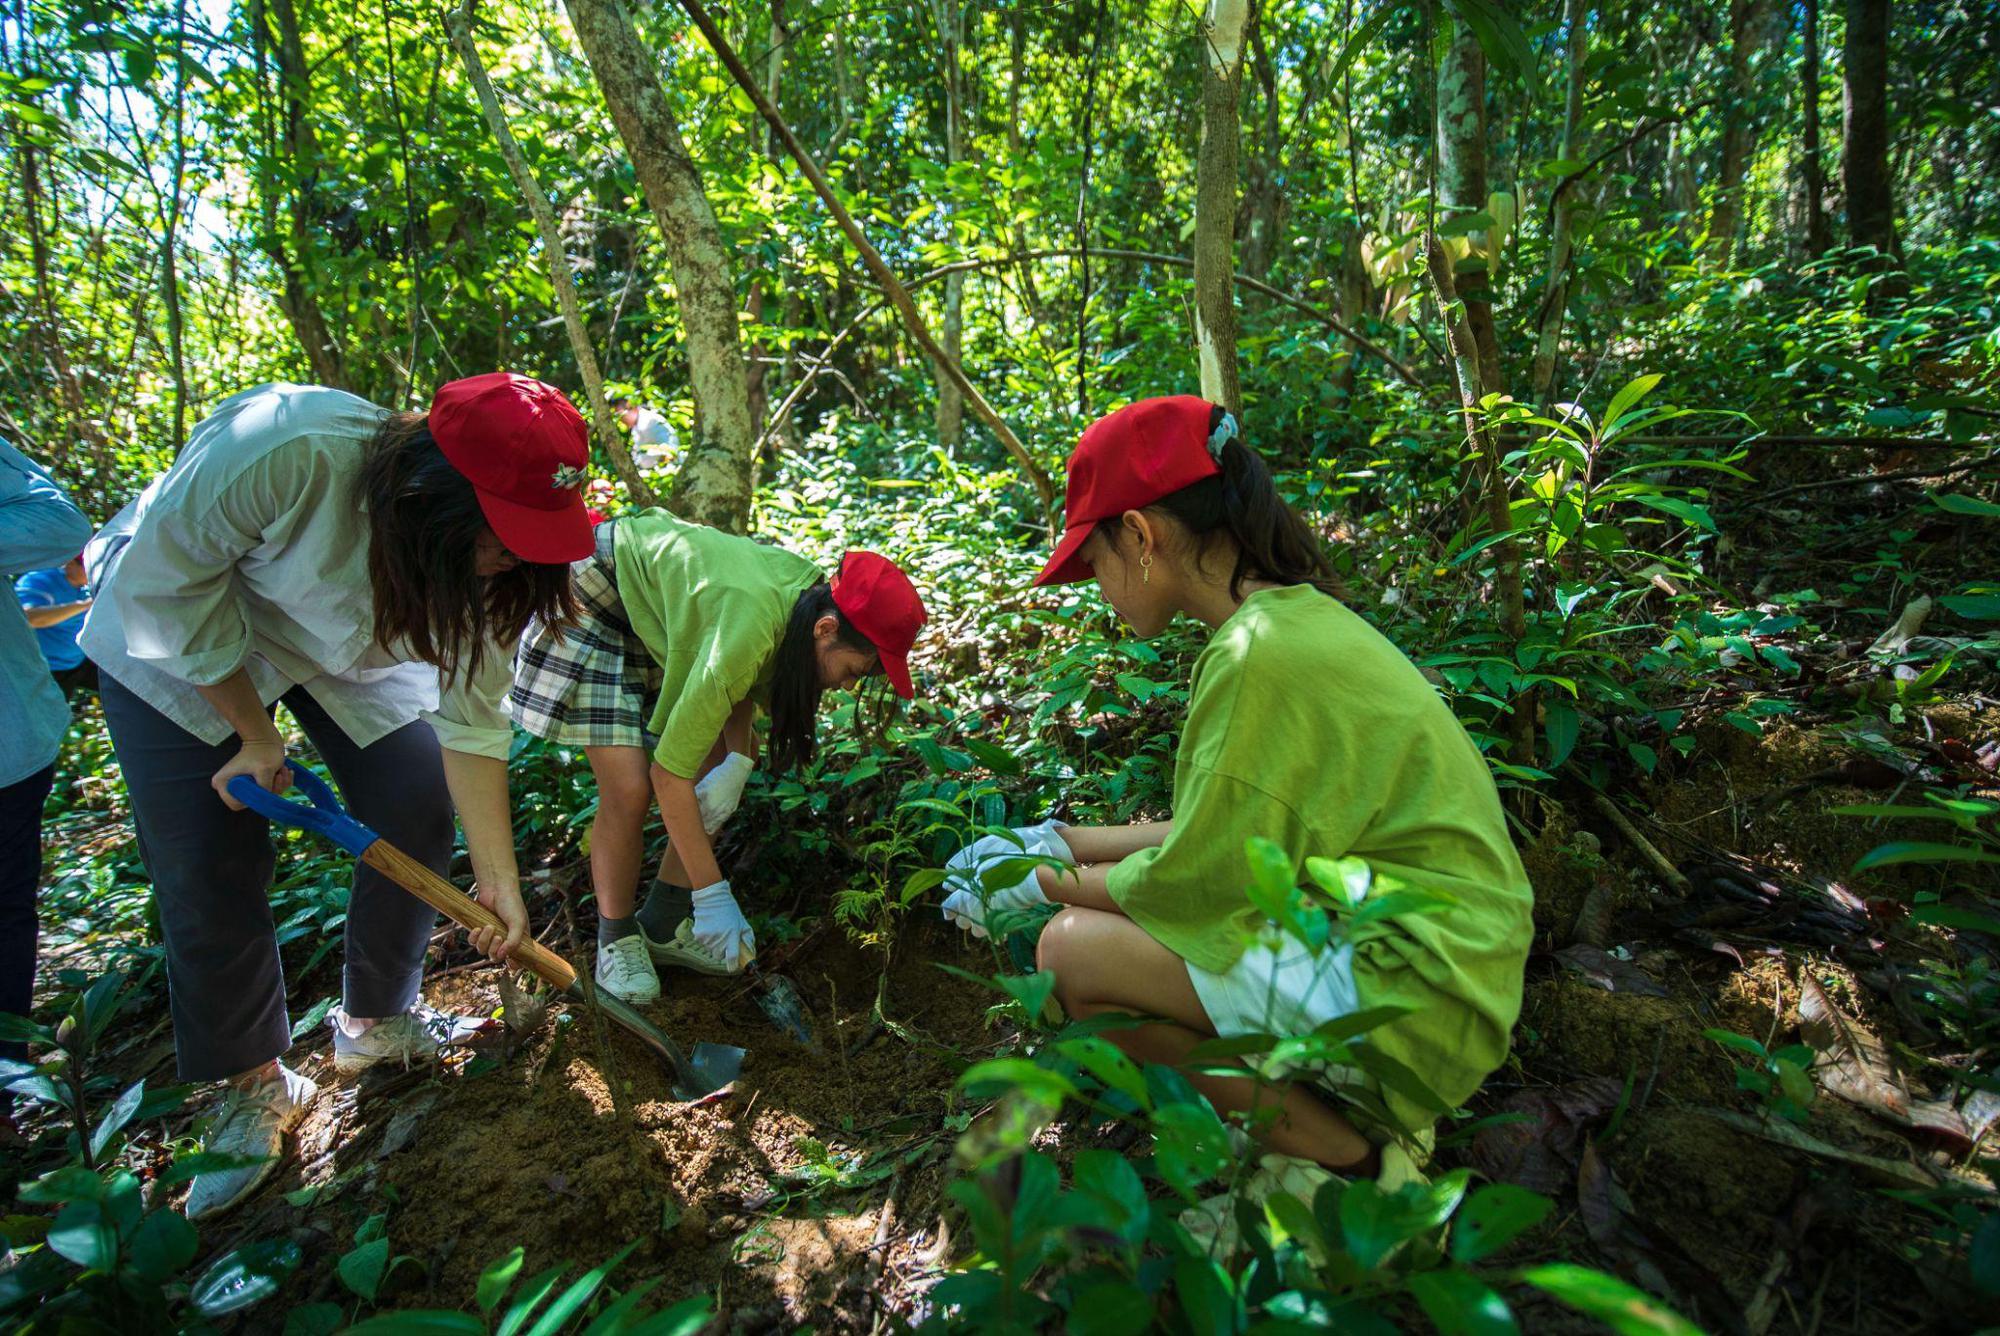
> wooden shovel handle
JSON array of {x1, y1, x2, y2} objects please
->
[{"x1": 359, "y1": 841, "x2": 578, "y2": 990}]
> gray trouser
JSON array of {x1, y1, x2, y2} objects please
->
[{"x1": 98, "y1": 674, "x2": 454, "y2": 1081}]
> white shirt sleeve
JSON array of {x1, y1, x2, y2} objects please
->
[{"x1": 421, "y1": 635, "x2": 517, "y2": 759}]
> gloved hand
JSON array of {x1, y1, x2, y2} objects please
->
[
  {"x1": 940, "y1": 858, "x2": 1050, "y2": 938},
  {"x1": 690, "y1": 879, "x2": 755, "y2": 970},
  {"x1": 944, "y1": 820, "x2": 1073, "y2": 892},
  {"x1": 695, "y1": 752, "x2": 754, "y2": 833}
]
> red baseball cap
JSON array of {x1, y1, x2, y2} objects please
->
[
  {"x1": 1034, "y1": 395, "x2": 1224, "y2": 586},
  {"x1": 429, "y1": 372, "x2": 594, "y2": 565},
  {"x1": 831, "y1": 552, "x2": 927, "y2": 699}
]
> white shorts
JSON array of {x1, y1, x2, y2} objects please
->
[{"x1": 1187, "y1": 935, "x2": 1360, "y2": 1081}]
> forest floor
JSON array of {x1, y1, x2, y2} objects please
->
[
  {"x1": 30, "y1": 688, "x2": 1998, "y2": 1334},
  {"x1": 19, "y1": 462, "x2": 2000, "y2": 1333}
]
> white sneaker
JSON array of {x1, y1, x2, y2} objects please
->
[
  {"x1": 330, "y1": 1003, "x2": 487, "y2": 1074},
  {"x1": 641, "y1": 917, "x2": 735, "y2": 977},
  {"x1": 185, "y1": 1064, "x2": 319, "y2": 1221},
  {"x1": 594, "y1": 935, "x2": 662, "y2": 1003}
]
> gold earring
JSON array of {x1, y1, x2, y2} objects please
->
[{"x1": 1140, "y1": 553, "x2": 1153, "y2": 585}]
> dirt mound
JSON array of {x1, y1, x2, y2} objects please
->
[{"x1": 254, "y1": 926, "x2": 999, "y2": 1328}]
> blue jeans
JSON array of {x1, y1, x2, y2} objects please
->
[{"x1": 97, "y1": 675, "x2": 454, "y2": 1081}]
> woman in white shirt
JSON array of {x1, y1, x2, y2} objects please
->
[{"x1": 80, "y1": 373, "x2": 590, "y2": 1220}]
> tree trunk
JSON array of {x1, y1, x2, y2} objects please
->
[
  {"x1": 1708, "y1": 0, "x2": 1771, "y2": 266},
  {"x1": 1194, "y1": 0, "x2": 1248, "y2": 414},
  {"x1": 1237, "y1": 6, "x2": 1285, "y2": 286},
  {"x1": 163, "y1": 0, "x2": 190, "y2": 444},
  {"x1": 930, "y1": 0, "x2": 966, "y2": 452},
  {"x1": 16, "y1": 143, "x2": 110, "y2": 463},
  {"x1": 446, "y1": 5, "x2": 655, "y2": 507},
  {"x1": 1841, "y1": 0, "x2": 1899, "y2": 265},
  {"x1": 566, "y1": 0, "x2": 758, "y2": 533},
  {"x1": 742, "y1": 0, "x2": 791, "y2": 450},
  {"x1": 1435, "y1": 15, "x2": 1503, "y2": 398},
  {"x1": 1799, "y1": 0, "x2": 1829, "y2": 255},
  {"x1": 1426, "y1": 232, "x2": 1531, "y2": 767},
  {"x1": 260, "y1": 0, "x2": 349, "y2": 389},
  {"x1": 1531, "y1": 0, "x2": 1588, "y2": 411}
]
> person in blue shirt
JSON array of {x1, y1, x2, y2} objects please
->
[
  {"x1": 0, "y1": 438, "x2": 93, "y2": 1136},
  {"x1": 15, "y1": 556, "x2": 96, "y2": 695}
]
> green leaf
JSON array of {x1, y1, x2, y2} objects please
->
[
  {"x1": 126, "y1": 1209, "x2": 198, "y2": 1283},
  {"x1": 1939, "y1": 593, "x2": 2000, "y2": 620},
  {"x1": 155, "y1": 1150, "x2": 273, "y2": 1188},
  {"x1": 1409, "y1": 1269, "x2": 1520, "y2": 1336},
  {"x1": 1068, "y1": 1280, "x2": 1154, "y2": 1336},
  {"x1": 1056, "y1": 1036, "x2": 1151, "y2": 1108},
  {"x1": 1631, "y1": 494, "x2": 1717, "y2": 532},
  {"x1": 956, "y1": 1057, "x2": 1078, "y2": 1106},
  {"x1": 1930, "y1": 492, "x2": 2000, "y2": 518},
  {"x1": 1327, "y1": 1, "x2": 1401, "y2": 92},
  {"x1": 615, "y1": 1295, "x2": 718, "y2": 1336},
  {"x1": 1544, "y1": 701, "x2": 1579, "y2": 768},
  {"x1": 47, "y1": 1199, "x2": 118, "y2": 1272},
  {"x1": 525, "y1": 1241, "x2": 637, "y2": 1336},
  {"x1": 1854, "y1": 842, "x2": 2000, "y2": 871},
  {"x1": 283, "y1": 1301, "x2": 346, "y2": 1336},
  {"x1": 1443, "y1": 0, "x2": 1538, "y2": 81},
  {"x1": 89, "y1": 1078, "x2": 145, "y2": 1161},
  {"x1": 190, "y1": 1238, "x2": 301, "y2": 1316},
  {"x1": 1908, "y1": 904, "x2": 2000, "y2": 936},
  {"x1": 496, "y1": 1265, "x2": 568, "y2": 1336},
  {"x1": 1601, "y1": 374, "x2": 1664, "y2": 431},
  {"x1": 1451, "y1": 1184, "x2": 1555, "y2": 1262},
  {"x1": 339, "y1": 1237, "x2": 392, "y2": 1302},
  {"x1": 1438, "y1": 210, "x2": 1496, "y2": 238},
  {"x1": 1518, "y1": 1263, "x2": 1704, "y2": 1335}
]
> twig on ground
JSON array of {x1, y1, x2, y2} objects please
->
[{"x1": 1573, "y1": 781, "x2": 1692, "y2": 896}]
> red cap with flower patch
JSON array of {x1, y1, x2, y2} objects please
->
[
  {"x1": 831, "y1": 552, "x2": 927, "y2": 699},
  {"x1": 1034, "y1": 395, "x2": 1224, "y2": 587},
  {"x1": 429, "y1": 372, "x2": 594, "y2": 565}
]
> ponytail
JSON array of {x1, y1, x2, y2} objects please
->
[
  {"x1": 1148, "y1": 406, "x2": 1342, "y2": 598},
  {"x1": 766, "y1": 582, "x2": 873, "y2": 773}
]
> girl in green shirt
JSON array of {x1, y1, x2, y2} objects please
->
[
  {"x1": 942, "y1": 396, "x2": 1533, "y2": 1178},
  {"x1": 514, "y1": 509, "x2": 927, "y2": 1002}
]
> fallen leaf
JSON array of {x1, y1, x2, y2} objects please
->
[
  {"x1": 1797, "y1": 975, "x2": 1972, "y2": 1152},
  {"x1": 1869, "y1": 595, "x2": 1933, "y2": 655},
  {"x1": 1471, "y1": 1077, "x2": 1623, "y2": 1194},
  {"x1": 1571, "y1": 875, "x2": 1616, "y2": 949},
  {"x1": 1699, "y1": 1108, "x2": 1938, "y2": 1189},
  {"x1": 1555, "y1": 944, "x2": 1671, "y2": 998}
]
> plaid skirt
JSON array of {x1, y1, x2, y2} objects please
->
[{"x1": 510, "y1": 522, "x2": 663, "y2": 748}]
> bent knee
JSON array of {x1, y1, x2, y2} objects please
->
[
  {"x1": 1035, "y1": 906, "x2": 1086, "y2": 975},
  {"x1": 594, "y1": 770, "x2": 653, "y2": 818}
]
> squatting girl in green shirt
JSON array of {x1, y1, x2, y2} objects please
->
[
  {"x1": 942, "y1": 396, "x2": 1533, "y2": 1179},
  {"x1": 513, "y1": 509, "x2": 926, "y2": 1002}
]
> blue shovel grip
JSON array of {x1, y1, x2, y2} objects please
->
[{"x1": 226, "y1": 764, "x2": 380, "y2": 858}]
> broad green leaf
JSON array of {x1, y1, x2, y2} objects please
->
[
  {"x1": 89, "y1": 1078, "x2": 145, "y2": 1161},
  {"x1": 1854, "y1": 842, "x2": 2000, "y2": 871},
  {"x1": 1930, "y1": 492, "x2": 2000, "y2": 518},
  {"x1": 524, "y1": 1241, "x2": 637, "y2": 1336},
  {"x1": 1409, "y1": 1269, "x2": 1520, "y2": 1336},
  {"x1": 126, "y1": 1209, "x2": 198, "y2": 1283},
  {"x1": 1451, "y1": 1184, "x2": 1555, "y2": 1262},
  {"x1": 1601, "y1": 373, "x2": 1664, "y2": 431},
  {"x1": 1518, "y1": 1263, "x2": 1704, "y2": 1335},
  {"x1": 477, "y1": 1245, "x2": 525, "y2": 1315},
  {"x1": 190, "y1": 1238, "x2": 301, "y2": 1316},
  {"x1": 338, "y1": 1237, "x2": 391, "y2": 1302}
]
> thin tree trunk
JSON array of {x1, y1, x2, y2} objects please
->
[
  {"x1": 668, "y1": 0, "x2": 1056, "y2": 517},
  {"x1": 1435, "y1": 15, "x2": 1503, "y2": 398},
  {"x1": 262, "y1": 0, "x2": 349, "y2": 388},
  {"x1": 1532, "y1": 0, "x2": 1588, "y2": 411},
  {"x1": 566, "y1": 0, "x2": 758, "y2": 532},
  {"x1": 1708, "y1": 0, "x2": 1769, "y2": 266},
  {"x1": 1841, "y1": 0, "x2": 1900, "y2": 266},
  {"x1": 1800, "y1": 0, "x2": 1829, "y2": 256},
  {"x1": 1238, "y1": 3, "x2": 1285, "y2": 286},
  {"x1": 742, "y1": 0, "x2": 790, "y2": 449},
  {"x1": 446, "y1": 4, "x2": 655, "y2": 507},
  {"x1": 162, "y1": 0, "x2": 190, "y2": 443},
  {"x1": 1426, "y1": 234, "x2": 1531, "y2": 766},
  {"x1": 16, "y1": 144, "x2": 110, "y2": 462},
  {"x1": 1194, "y1": 0, "x2": 1248, "y2": 414},
  {"x1": 929, "y1": 0, "x2": 966, "y2": 451}
]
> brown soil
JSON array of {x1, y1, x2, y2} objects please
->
[{"x1": 229, "y1": 925, "x2": 1003, "y2": 1331}]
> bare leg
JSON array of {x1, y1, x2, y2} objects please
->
[
  {"x1": 1037, "y1": 906, "x2": 1376, "y2": 1171},
  {"x1": 585, "y1": 746, "x2": 653, "y2": 918},
  {"x1": 651, "y1": 735, "x2": 730, "y2": 886}
]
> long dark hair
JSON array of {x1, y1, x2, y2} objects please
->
[
  {"x1": 358, "y1": 412, "x2": 577, "y2": 682},
  {"x1": 767, "y1": 581, "x2": 873, "y2": 773},
  {"x1": 1148, "y1": 405, "x2": 1342, "y2": 599}
]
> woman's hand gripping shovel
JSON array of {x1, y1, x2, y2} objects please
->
[{"x1": 228, "y1": 765, "x2": 745, "y2": 1101}]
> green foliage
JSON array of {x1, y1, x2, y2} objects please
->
[{"x1": 1701, "y1": 1029, "x2": 1817, "y2": 1124}]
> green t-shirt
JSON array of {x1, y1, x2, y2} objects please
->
[
  {"x1": 610, "y1": 510, "x2": 822, "y2": 777},
  {"x1": 1104, "y1": 584, "x2": 1534, "y2": 1132}
]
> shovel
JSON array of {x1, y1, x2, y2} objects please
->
[{"x1": 227, "y1": 765, "x2": 745, "y2": 1101}]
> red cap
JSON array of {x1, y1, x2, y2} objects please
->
[
  {"x1": 1034, "y1": 395, "x2": 1224, "y2": 586},
  {"x1": 831, "y1": 551, "x2": 927, "y2": 699},
  {"x1": 429, "y1": 372, "x2": 594, "y2": 564}
]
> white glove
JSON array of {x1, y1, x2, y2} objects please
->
[
  {"x1": 695, "y1": 752, "x2": 753, "y2": 833},
  {"x1": 940, "y1": 850, "x2": 1053, "y2": 937},
  {"x1": 690, "y1": 879, "x2": 755, "y2": 970},
  {"x1": 944, "y1": 821, "x2": 1073, "y2": 887}
]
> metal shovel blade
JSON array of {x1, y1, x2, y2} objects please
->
[{"x1": 689, "y1": 1042, "x2": 747, "y2": 1092}]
